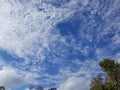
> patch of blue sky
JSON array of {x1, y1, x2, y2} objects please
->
[
  {"x1": 43, "y1": 60, "x2": 60, "y2": 75},
  {"x1": 44, "y1": 0, "x2": 71, "y2": 8},
  {"x1": 0, "y1": 49, "x2": 24, "y2": 63},
  {"x1": 57, "y1": 18, "x2": 81, "y2": 37}
]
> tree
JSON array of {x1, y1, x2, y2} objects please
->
[
  {"x1": 90, "y1": 74, "x2": 104, "y2": 90},
  {"x1": 90, "y1": 58, "x2": 120, "y2": 90},
  {"x1": 99, "y1": 58, "x2": 120, "y2": 90}
]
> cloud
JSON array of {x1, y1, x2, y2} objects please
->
[
  {"x1": 25, "y1": 88, "x2": 35, "y2": 90},
  {"x1": 0, "y1": 0, "x2": 93, "y2": 78},
  {"x1": 112, "y1": 33, "x2": 120, "y2": 46},
  {"x1": 0, "y1": 66, "x2": 24, "y2": 88},
  {"x1": 58, "y1": 76, "x2": 90, "y2": 90},
  {"x1": 39, "y1": 60, "x2": 99, "y2": 89},
  {"x1": 0, "y1": 0, "x2": 120, "y2": 89},
  {"x1": 0, "y1": 0, "x2": 85, "y2": 71},
  {"x1": 0, "y1": 0, "x2": 87, "y2": 58},
  {"x1": 0, "y1": 66, "x2": 39, "y2": 89}
]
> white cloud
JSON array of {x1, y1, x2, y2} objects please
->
[
  {"x1": 0, "y1": 1, "x2": 86, "y2": 89},
  {"x1": 58, "y1": 76, "x2": 90, "y2": 90},
  {"x1": 0, "y1": 0, "x2": 120, "y2": 89},
  {"x1": 112, "y1": 33, "x2": 120, "y2": 46},
  {"x1": 0, "y1": 0, "x2": 86, "y2": 70},
  {"x1": 0, "y1": 0, "x2": 93, "y2": 77},
  {"x1": 0, "y1": 66, "x2": 39, "y2": 89},
  {"x1": 26, "y1": 59, "x2": 98, "y2": 89},
  {"x1": 0, "y1": 0, "x2": 90, "y2": 58},
  {"x1": 0, "y1": 66, "x2": 24, "y2": 88}
]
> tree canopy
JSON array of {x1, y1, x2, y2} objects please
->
[{"x1": 90, "y1": 58, "x2": 120, "y2": 90}]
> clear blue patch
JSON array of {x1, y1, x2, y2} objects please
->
[
  {"x1": 43, "y1": 60, "x2": 60, "y2": 75},
  {"x1": 0, "y1": 49, "x2": 24, "y2": 63},
  {"x1": 56, "y1": 18, "x2": 81, "y2": 38},
  {"x1": 46, "y1": 0, "x2": 70, "y2": 8}
]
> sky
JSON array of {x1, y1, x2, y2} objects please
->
[{"x1": 0, "y1": 0, "x2": 120, "y2": 90}]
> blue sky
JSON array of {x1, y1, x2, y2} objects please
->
[{"x1": 0, "y1": 0, "x2": 120, "y2": 90}]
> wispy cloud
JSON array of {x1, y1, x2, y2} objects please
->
[{"x1": 0, "y1": 0, "x2": 120, "y2": 89}]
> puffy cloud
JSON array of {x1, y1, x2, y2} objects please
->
[
  {"x1": 0, "y1": 67, "x2": 24, "y2": 88},
  {"x1": 58, "y1": 76, "x2": 90, "y2": 90},
  {"x1": 0, "y1": 66, "x2": 39, "y2": 89}
]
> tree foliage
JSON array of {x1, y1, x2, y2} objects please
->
[
  {"x1": 90, "y1": 74, "x2": 104, "y2": 90},
  {"x1": 90, "y1": 58, "x2": 120, "y2": 90}
]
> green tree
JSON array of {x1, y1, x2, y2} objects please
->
[
  {"x1": 90, "y1": 58, "x2": 120, "y2": 90},
  {"x1": 90, "y1": 74, "x2": 104, "y2": 90},
  {"x1": 99, "y1": 58, "x2": 120, "y2": 90},
  {"x1": 104, "y1": 76, "x2": 115, "y2": 90}
]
